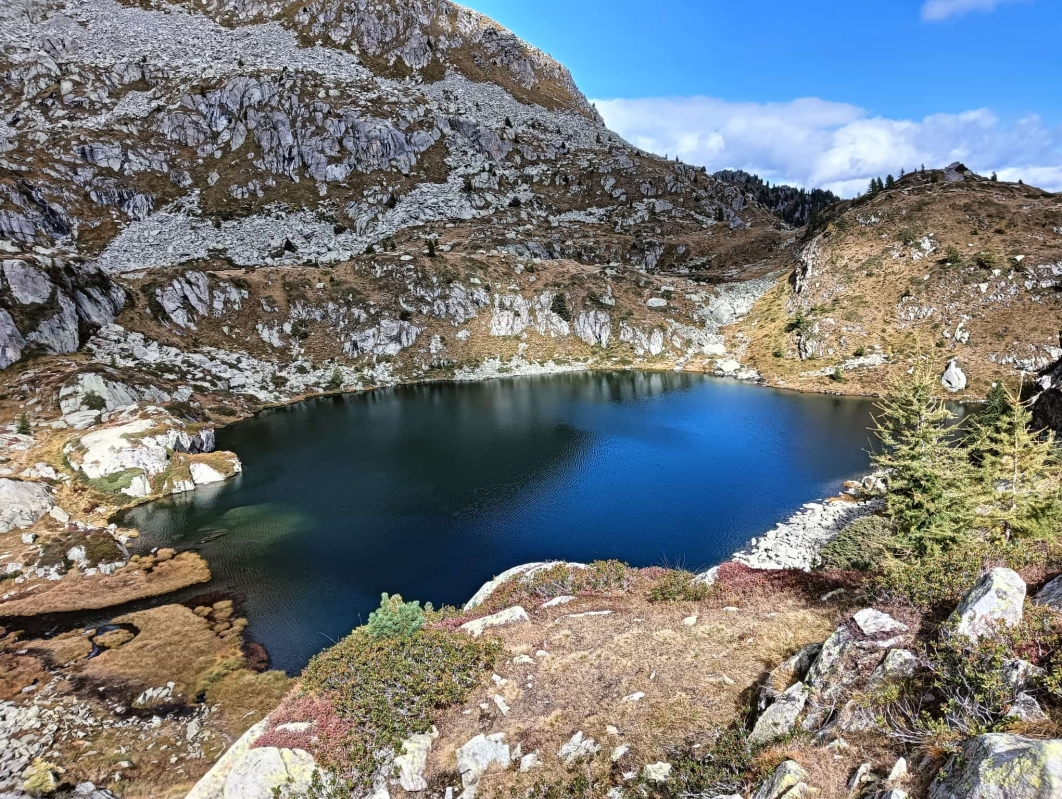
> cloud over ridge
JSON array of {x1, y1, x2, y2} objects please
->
[{"x1": 593, "y1": 95, "x2": 1062, "y2": 197}]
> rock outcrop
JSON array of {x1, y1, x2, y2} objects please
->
[{"x1": 0, "y1": 478, "x2": 54, "y2": 533}]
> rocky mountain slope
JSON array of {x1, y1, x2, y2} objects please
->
[
  {"x1": 1, "y1": 1, "x2": 1062, "y2": 798},
  {"x1": 730, "y1": 164, "x2": 1062, "y2": 402}
]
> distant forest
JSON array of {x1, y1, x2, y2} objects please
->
[{"x1": 714, "y1": 169, "x2": 840, "y2": 227}]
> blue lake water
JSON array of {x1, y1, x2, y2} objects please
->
[{"x1": 122, "y1": 371, "x2": 877, "y2": 672}]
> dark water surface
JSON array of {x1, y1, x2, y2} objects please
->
[{"x1": 123, "y1": 372, "x2": 877, "y2": 673}]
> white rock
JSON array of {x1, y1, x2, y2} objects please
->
[
  {"x1": 750, "y1": 683, "x2": 809, "y2": 745},
  {"x1": 558, "y1": 732, "x2": 600, "y2": 763},
  {"x1": 642, "y1": 763, "x2": 672, "y2": 783},
  {"x1": 456, "y1": 733, "x2": 510, "y2": 791},
  {"x1": 942, "y1": 358, "x2": 967, "y2": 392},
  {"x1": 190, "y1": 462, "x2": 227, "y2": 485},
  {"x1": 0, "y1": 478, "x2": 54, "y2": 533},
  {"x1": 853, "y1": 608, "x2": 908, "y2": 637},
  {"x1": 460, "y1": 606, "x2": 530, "y2": 637},
  {"x1": 395, "y1": 729, "x2": 438, "y2": 792},
  {"x1": 948, "y1": 568, "x2": 1026, "y2": 641},
  {"x1": 541, "y1": 595, "x2": 575, "y2": 608}
]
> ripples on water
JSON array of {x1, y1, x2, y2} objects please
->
[{"x1": 122, "y1": 371, "x2": 877, "y2": 672}]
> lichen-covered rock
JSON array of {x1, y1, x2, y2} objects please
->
[
  {"x1": 750, "y1": 682, "x2": 808, "y2": 745},
  {"x1": 753, "y1": 760, "x2": 813, "y2": 799},
  {"x1": 947, "y1": 568, "x2": 1026, "y2": 641},
  {"x1": 0, "y1": 478, "x2": 54, "y2": 532},
  {"x1": 1035, "y1": 573, "x2": 1062, "y2": 610},
  {"x1": 186, "y1": 719, "x2": 322, "y2": 799},
  {"x1": 929, "y1": 734, "x2": 1062, "y2": 799},
  {"x1": 395, "y1": 729, "x2": 438, "y2": 792},
  {"x1": 759, "y1": 643, "x2": 821, "y2": 711}
]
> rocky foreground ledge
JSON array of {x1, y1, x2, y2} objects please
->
[{"x1": 181, "y1": 558, "x2": 1062, "y2": 799}]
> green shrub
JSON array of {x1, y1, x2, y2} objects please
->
[
  {"x1": 486, "y1": 560, "x2": 632, "y2": 610},
  {"x1": 830, "y1": 367, "x2": 845, "y2": 383},
  {"x1": 16, "y1": 413, "x2": 31, "y2": 435},
  {"x1": 325, "y1": 368, "x2": 344, "y2": 391},
  {"x1": 665, "y1": 724, "x2": 771, "y2": 798},
  {"x1": 84, "y1": 468, "x2": 142, "y2": 496},
  {"x1": 873, "y1": 536, "x2": 1051, "y2": 610},
  {"x1": 819, "y1": 515, "x2": 896, "y2": 572},
  {"x1": 366, "y1": 593, "x2": 426, "y2": 640},
  {"x1": 81, "y1": 391, "x2": 107, "y2": 412},
  {"x1": 300, "y1": 628, "x2": 499, "y2": 785},
  {"x1": 940, "y1": 245, "x2": 964, "y2": 265},
  {"x1": 648, "y1": 570, "x2": 711, "y2": 603},
  {"x1": 853, "y1": 346, "x2": 866, "y2": 358}
]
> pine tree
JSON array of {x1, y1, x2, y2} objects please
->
[
  {"x1": 872, "y1": 362, "x2": 974, "y2": 553},
  {"x1": 886, "y1": 174, "x2": 896, "y2": 188},
  {"x1": 975, "y1": 383, "x2": 1061, "y2": 538},
  {"x1": 965, "y1": 381, "x2": 1011, "y2": 465},
  {"x1": 868, "y1": 178, "x2": 879, "y2": 195},
  {"x1": 16, "y1": 413, "x2": 31, "y2": 435}
]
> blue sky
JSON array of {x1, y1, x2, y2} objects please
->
[{"x1": 462, "y1": 0, "x2": 1062, "y2": 195}]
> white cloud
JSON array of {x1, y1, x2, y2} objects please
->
[
  {"x1": 921, "y1": 0, "x2": 1024, "y2": 22},
  {"x1": 593, "y1": 96, "x2": 1062, "y2": 197}
]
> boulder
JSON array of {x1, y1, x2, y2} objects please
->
[
  {"x1": 929, "y1": 734, "x2": 1062, "y2": 799},
  {"x1": 750, "y1": 682, "x2": 808, "y2": 745},
  {"x1": 942, "y1": 358, "x2": 967, "y2": 393},
  {"x1": 753, "y1": 760, "x2": 813, "y2": 799},
  {"x1": 185, "y1": 720, "x2": 324, "y2": 799},
  {"x1": 460, "y1": 606, "x2": 530, "y2": 637},
  {"x1": 947, "y1": 568, "x2": 1026, "y2": 641},
  {"x1": 853, "y1": 609, "x2": 907, "y2": 637},
  {"x1": 0, "y1": 478, "x2": 54, "y2": 532},
  {"x1": 456, "y1": 733, "x2": 510, "y2": 792},
  {"x1": 1034, "y1": 574, "x2": 1062, "y2": 610},
  {"x1": 464, "y1": 562, "x2": 567, "y2": 610},
  {"x1": 395, "y1": 729, "x2": 438, "y2": 792},
  {"x1": 759, "y1": 643, "x2": 822, "y2": 711},
  {"x1": 870, "y1": 649, "x2": 919, "y2": 685},
  {"x1": 222, "y1": 746, "x2": 318, "y2": 799},
  {"x1": 558, "y1": 731, "x2": 600, "y2": 763},
  {"x1": 190, "y1": 462, "x2": 227, "y2": 485}
]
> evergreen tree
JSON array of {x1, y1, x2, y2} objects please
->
[
  {"x1": 868, "y1": 178, "x2": 879, "y2": 195},
  {"x1": 886, "y1": 174, "x2": 896, "y2": 188},
  {"x1": 16, "y1": 413, "x2": 31, "y2": 435},
  {"x1": 974, "y1": 383, "x2": 1061, "y2": 538},
  {"x1": 965, "y1": 381, "x2": 1011, "y2": 465},
  {"x1": 872, "y1": 362, "x2": 974, "y2": 553}
]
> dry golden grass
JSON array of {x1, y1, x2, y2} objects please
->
[
  {"x1": 0, "y1": 551, "x2": 210, "y2": 616},
  {"x1": 91, "y1": 605, "x2": 251, "y2": 699},
  {"x1": 419, "y1": 587, "x2": 841, "y2": 798}
]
